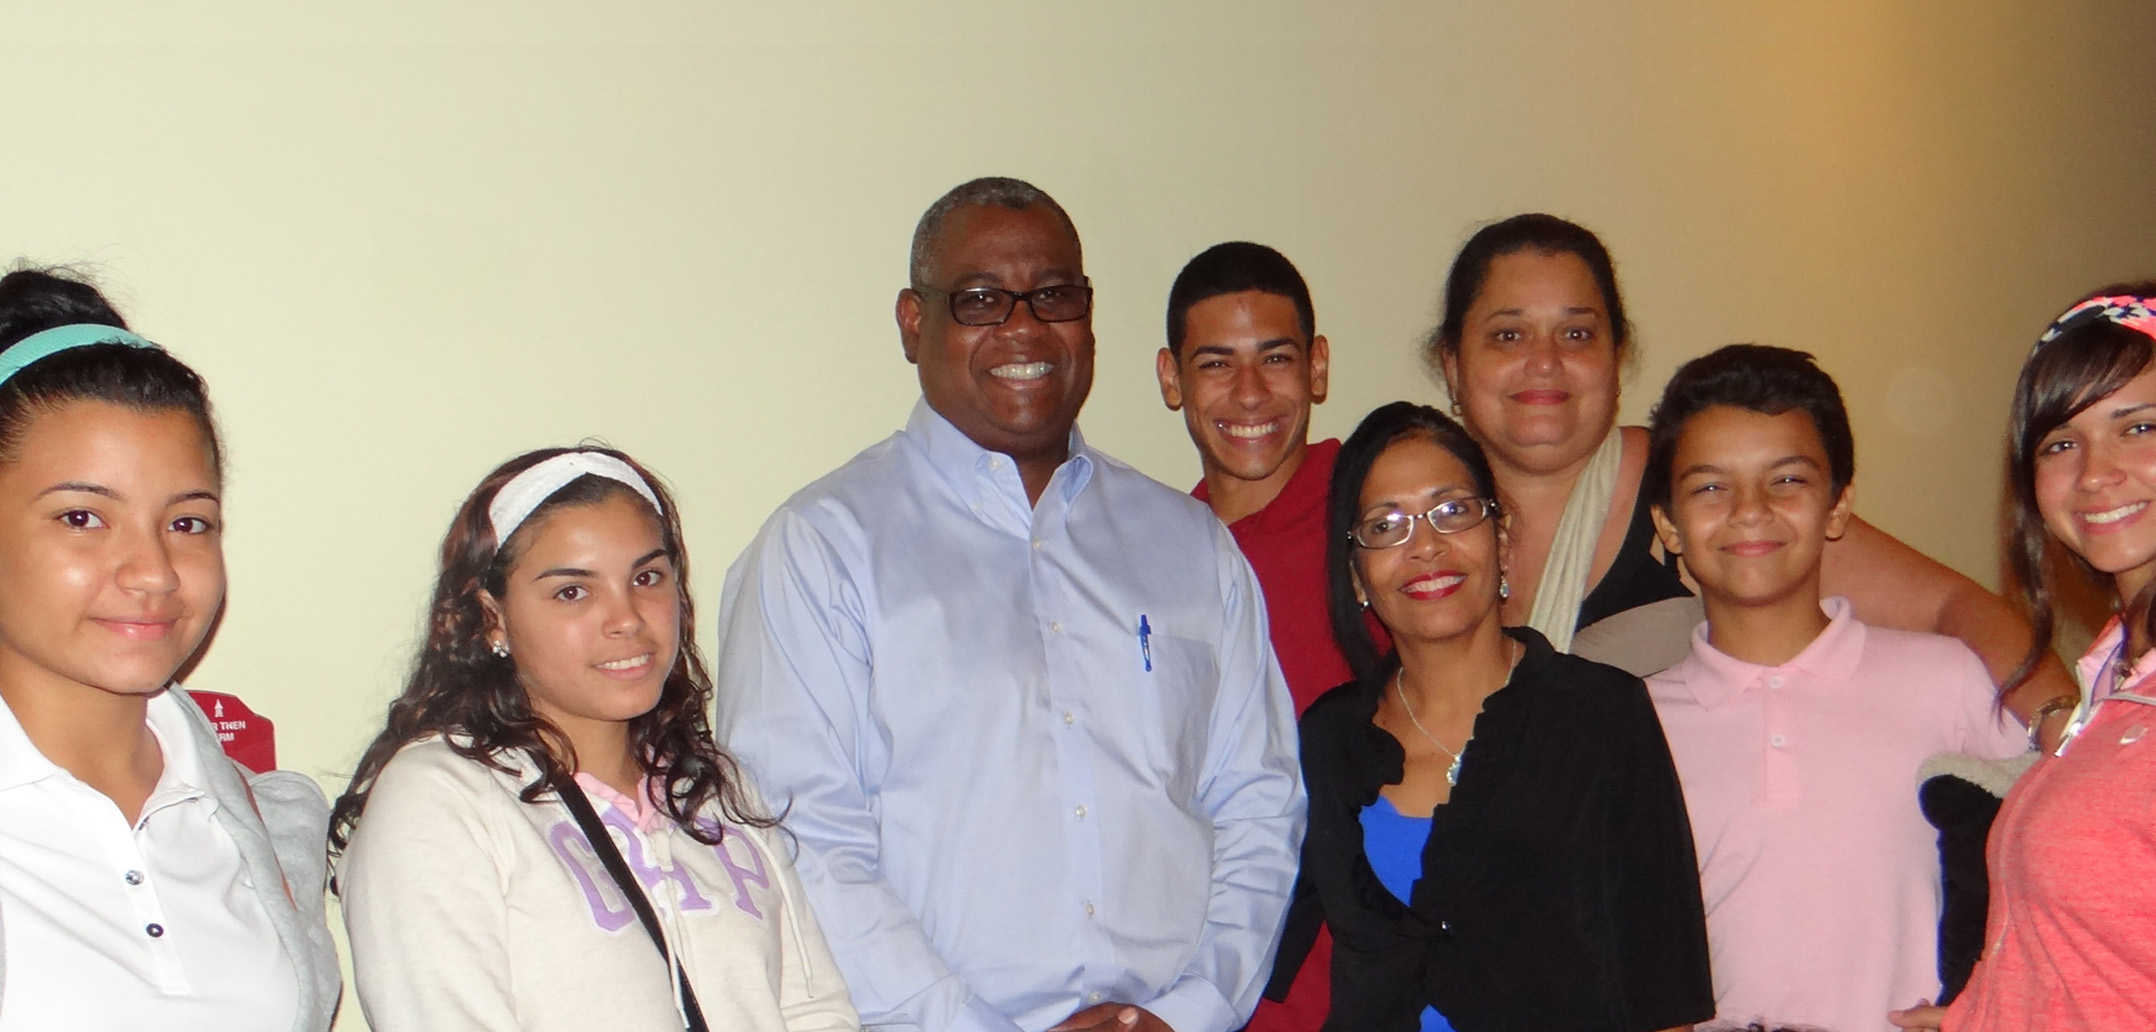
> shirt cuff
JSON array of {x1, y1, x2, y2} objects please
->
[
  {"x1": 946, "y1": 993, "x2": 1027, "y2": 1032},
  {"x1": 1140, "y1": 976, "x2": 1237, "y2": 1032},
  {"x1": 869, "y1": 978, "x2": 1025, "y2": 1032}
]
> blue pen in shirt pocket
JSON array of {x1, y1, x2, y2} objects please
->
[{"x1": 1138, "y1": 614, "x2": 1153, "y2": 672}]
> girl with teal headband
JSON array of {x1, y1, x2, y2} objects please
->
[{"x1": 0, "y1": 268, "x2": 338, "y2": 1032}]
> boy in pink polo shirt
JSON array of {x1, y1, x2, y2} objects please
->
[{"x1": 1640, "y1": 345, "x2": 2026, "y2": 1032}]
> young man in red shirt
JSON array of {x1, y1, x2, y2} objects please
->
[{"x1": 1157, "y1": 242, "x2": 1346, "y2": 1032}]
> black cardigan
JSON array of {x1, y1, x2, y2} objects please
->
[{"x1": 1270, "y1": 627, "x2": 1713, "y2": 1032}]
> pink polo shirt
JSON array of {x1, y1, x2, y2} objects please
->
[
  {"x1": 1945, "y1": 620, "x2": 2156, "y2": 1031},
  {"x1": 1646, "y1": 597, "x2": 2025, "y2": 1032}
]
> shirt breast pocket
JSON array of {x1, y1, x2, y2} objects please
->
[{"x1": 1130, "y1": 634, "x2": 1220, "y2": 791}]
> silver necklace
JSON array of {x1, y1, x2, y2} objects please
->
[{"x1": 1394, "y1": 669, "x2": 1470, "y2": 787}]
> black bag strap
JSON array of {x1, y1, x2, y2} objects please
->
[{"x1": 556, "y1": 777, "x2": 711, "y2": 1032}]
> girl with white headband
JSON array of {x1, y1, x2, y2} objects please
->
[
  {"x1": 1891, "y1": 281, "x2": 2156, "y2": 1030},
  {"x1": 0, "y1": 268, "x2": 339, "y2": 1032},
  {"x1": 332, "y1": 446, "x2": 857, "y2": 1032}
]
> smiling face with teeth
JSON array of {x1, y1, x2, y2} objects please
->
[
  {"x1": 1158, "y1": 290, "x2": 1329, "y2": 521},
  {"x1": 2033, "y1": 366, "x2": 2156, "y2": 601},
  {"x1": 899, "y1": 202, "x2": 1094, "y2": 501},
  {"x1": 480, "y1": 492, "x2": 681, "y2": 763},
  {"x1": 1351, "y1": 434, "x2": 1508, "y2": 646}
]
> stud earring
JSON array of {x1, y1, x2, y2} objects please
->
[
  {"x1": 1358, "y1": 597, "x2": 1371, "y2": 611},
  {"x1": 490, "y1": 640, "x2": 511, "y2": 659}
]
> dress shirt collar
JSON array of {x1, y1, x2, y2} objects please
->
[
  {"x1": 1675, "y1": 596, "x2": 1865, "y2": 710},
  {"x1": 905, "y1": 398, "x2": 1096, "y2": 518},
  {"x1": 0, "y1": 686, "x2": 212, "y2": 814},
  {"x1": 573, "y1": 771, "x2": 671, "y2": 834},
  {"x1": 1194, "y1": 438, "x2": 1340, "y2": 536}
]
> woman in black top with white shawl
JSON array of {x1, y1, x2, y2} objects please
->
[{"x1": 1267, "y1": 401, "x2": 1711, "y2": 1032}]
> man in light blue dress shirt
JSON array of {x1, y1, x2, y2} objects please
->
[{"x1": 714, "y1": 177, "x2": 1306, "y2": 1032}]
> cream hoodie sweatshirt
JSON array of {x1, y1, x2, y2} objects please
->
[{"x1": 340, "y1": 737, "x2": 858, "y2": 1032}]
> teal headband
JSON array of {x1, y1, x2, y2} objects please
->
[{"x1": 0, "y1": 324, "x2": 160, "y2": 387}]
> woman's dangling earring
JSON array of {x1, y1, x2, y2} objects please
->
[{"x1": 1499, "y1": 575, "x2": 1511, "y2": 602}]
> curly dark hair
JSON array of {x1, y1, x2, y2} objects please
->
[{"x1": 329, "y1": 446, "x2": 771, "y2": 857}]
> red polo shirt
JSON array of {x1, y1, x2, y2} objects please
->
[
  {"x1": 1195, "y1": 438, "x2": 1350, "y2": 1032},
  {"x1": 1194, "y1": 438, "x2": 1355, "y2": 715}
]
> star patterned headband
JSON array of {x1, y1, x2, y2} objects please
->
[
  {"x1": 487, "y1": 451, "x2": 664, "y2": 546},
  {"x1": 2035, "y1": 294, "x2": 2156, "y2": 353},
  {"x1": 0, "y1": 323, "x2": 159, "y2": 386}
]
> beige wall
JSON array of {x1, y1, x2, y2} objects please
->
[{"x1": 5, "y1": 1, "x2": 2153, "y2": 1025}]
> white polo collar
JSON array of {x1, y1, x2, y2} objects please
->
[{"x1": 0, "y1": 687, "x2": 61, "y2": 792}]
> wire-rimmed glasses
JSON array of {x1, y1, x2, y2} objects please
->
[{"x1": 1349, "y1": 497, "x2": 1501, "y2": 549}]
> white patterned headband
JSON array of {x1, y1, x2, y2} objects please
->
[{"x1": 487, "y1": 451, "x2": 664, "y2": 546}]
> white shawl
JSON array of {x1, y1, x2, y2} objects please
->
[{"x1": 1524, "y1": 428, "x2": 1625, "y2": 653}]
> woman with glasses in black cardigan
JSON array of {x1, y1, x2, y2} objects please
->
[{"x1": 1266, "y1": 401, "x2": 1711, "y2": 1032}]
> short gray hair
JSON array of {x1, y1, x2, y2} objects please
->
[{"x1": 908, "y1": 176, "x2": 1081, "y2": 287}]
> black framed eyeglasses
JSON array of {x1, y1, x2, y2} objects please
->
[
  {"x1": 915, "y1": 284, "x2": 1094, "y2": 326},
  {"x1": 1350, "y1": 497, "x2": 1501, "y2": 549}
]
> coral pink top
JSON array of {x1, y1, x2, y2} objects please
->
[{"x1": 1946, "y1": 620, "x2": 2156, "y2": 1031}]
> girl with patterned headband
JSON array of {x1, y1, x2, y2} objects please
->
[
  {"x1": 1892, "y1": 280, "x2": 2156, "y2": 1031},
  {"x1": 0, "y1": 267, "x2": 340, "y2": 1031},
  {"x1": 332, "y1": 446, "x2": 858, "y2": 1032}
]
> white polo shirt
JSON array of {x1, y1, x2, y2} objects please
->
[{"x1": 0, "y1": 688, "x2": 297, "y2": 1031}]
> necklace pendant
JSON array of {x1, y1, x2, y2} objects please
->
[{"x1": 1445, "y1": 752, "x2": 1463, "y2": 787}]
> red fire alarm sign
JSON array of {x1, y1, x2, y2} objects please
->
[{"x1": 191, "y1": 691, "x2": 276, "y2": 773}]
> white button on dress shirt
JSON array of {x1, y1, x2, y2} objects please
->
[{"x1": 0, "y1": 689, "x2": 297, "y2": 1032}]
